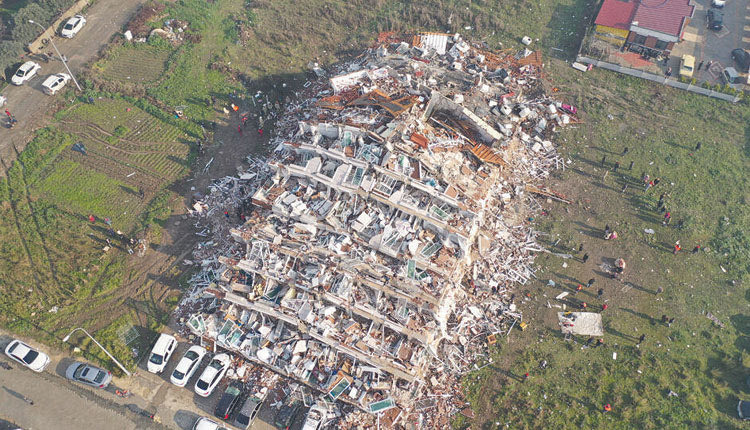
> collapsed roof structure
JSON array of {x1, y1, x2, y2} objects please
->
[{"x1": 176, "y1": 32, "x2": 577, "y2": 428}]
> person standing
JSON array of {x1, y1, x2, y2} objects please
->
[
  {"x1": 597, "y1": 288, "x2": 604, "y2": 297},
  {"x1": 637, "y1": 334, "x2": 646, "y2": 346},
  {"x1": 587, "y1": 278, "x2": 595, "y2": 288},
  {"x1": 697, "y1": 60, "x2": 704, "y2": 71},
  {"x1": 628, "y1": 161, "x2": 634, "y2": 170},
  {"x1": 601, "y1": 155, "x2": 606, "y2": 166},
  {"x1": 613, "y1": 161, "x2": 620, "y2": 171},
  {"x1": 695, "y1": 142, "x2": 702, "y2": 151},
  {"x1": 673, "y1": 241, "x2": 681, "y2": 254},
  {"x1": 582, "y1": 253, "x2": 589, "y2": 263}
]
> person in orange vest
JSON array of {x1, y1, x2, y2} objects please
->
[
  {"x1": 603, "y1": 404, "x2": 612, "y2": 412},
  {"x1": 673, "y1": 241, "x2": 682, "y2": 255}
]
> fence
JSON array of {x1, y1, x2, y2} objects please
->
[{"x1": 576, "y1": 55, "x2": 741, "y2": 103}]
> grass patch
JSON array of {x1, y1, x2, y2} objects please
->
[{"x1": 94, "y1": 43, "x2": 172, "y2": 85}]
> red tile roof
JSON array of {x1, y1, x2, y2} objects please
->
[
  {"x1": 595, "y1": 0, "x2": 638, "y2": 30},
  {"x1": 631, "y1": 0, "x2": 694, "y2": 37}
]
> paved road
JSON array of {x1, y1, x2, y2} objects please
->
[
  {"x1": 0, "y1": 332, "x2": 306, "y2": 430},
  {"x1": 0, "y1": 0, "x2": 147, "y2": 170},
  {"x1": 0, "y1": 335, "x2": 163, "y2": 429}
]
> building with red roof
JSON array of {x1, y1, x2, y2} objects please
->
[{"x1": 593, "y1": 0, "x2": 695, "y2": 55}]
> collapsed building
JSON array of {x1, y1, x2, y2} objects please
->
[{"x1": 177, "y1": 32, "x2": 577, "y2": 428}]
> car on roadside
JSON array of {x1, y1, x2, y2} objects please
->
[
  {"x1": 302, "y1": 403, "x2": 328, "y2": 430},
  {"x1": 722, "y1": 66, "x2": 741, "y2": 84},
  {"x1": 4, "y1": 339, "x2": 50, "y2": 372},
  {"x1": 61, "y1": 14, "x2": 86, "y2": 38},
  {"x1": 274, "y1": 401, "x2": 302, "y2": 430},
  {"x1": 731, "y1": 49, "x2": 750, "y2": 72},
  {"x1": 711, "y1": 0, "x2": 725, "y2": 7},
  {"x1": 214, "y1": 381, "x2": 243, "y2": 421},
  {"x1": 146, "y1": 333, "x2": 177, "y2": 374},
  {"x1": 679, "y1": 54, "x2": 695, "y2": 78},
  {"x1": 41, "y1": 73, "x2": 71, "y2": 95},
  {"x1": 11, "y1": 61, "x2": 41, "y2": 86},
  {"x1": 192, "y1": 417, "x2": 229, "y2": 430},
  {"x1": 194, "y1": 353, "x2": 230, "y2": 397},
  {"x1": 65, "y1": 361, "x2": 113, "y2": 388},
  {"x1": 706, "y1": 9, "x2": 723, "y2": 30},
  {"x1": 234, "y1": 396, "x2": 262, "y2": 429},
  {"x1": 739, "y1": 400, "x2": 750, "y2": 420},
  {"x1": 170, "y1": 345, "x2": 206, "y2": 387},
  {"x1": 0, "y1": 95, "x2": 6, "y2": 107}
]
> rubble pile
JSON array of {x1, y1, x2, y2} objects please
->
[{"x1": 177, "y1": 32, "x2": 577, "y2": 428}]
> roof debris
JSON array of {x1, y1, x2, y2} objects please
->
[{"x1": 175, "y1": 32, "x2": 579, "y2": 428}]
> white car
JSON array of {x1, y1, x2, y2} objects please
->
[
  {"x1": 146, "y1": 333, "x2": 177, "y2": 373},
  {"x1": 170, "y1": 345, "x2": 206, "y2": 387},
  {"x1": 61, "y1": 14, "x2": 86, "y2": 38},
  {"x1": 302, "y1": 404, "x2": 327, "y2": 430},
  {"x1": 0, "y1": 95, "x2": 6, "y2": 106},
  {"x1": 11, "y1": 61, "x2": 41, "y2": 85},
  {"x1": 41, "y1": 73, "x2": 71, "y2": 95},
  {"x1": 192, "y1": 417, "x2": 229, "y2": 430},
  {"x1": 194, "y1": 353, "x2": 230, "y2": 397},
  {"x1": 4, "y1": 339, "x2": 50, "y2": 372}
]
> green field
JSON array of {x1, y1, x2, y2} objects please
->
[
  {"x1": 0, "y1": 97, "x2": 194, "y2": 369},
  {"x1": 94, "y1": 43, "x2": 172, "y2": 85}
]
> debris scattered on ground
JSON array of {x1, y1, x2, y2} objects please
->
[{"x1": 174, "y1": 32, "x2": 577, "y2": 427}]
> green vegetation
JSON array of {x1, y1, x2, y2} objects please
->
[
  {"x1": 94, "y1": 43, "x2": 172, "y2": 85},
  {"x1": 458, "y1": 55, "x2": 750, "y2": 430},
  {"x1": 0, "y1": 97, "x2": 191, "y2": 371},
  {"x1": 0, "y1": 0, "x2": 76, "y2": 74}
]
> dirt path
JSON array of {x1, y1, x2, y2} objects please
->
[{"x1": 0, "y1": 0, "x2": 149, "y2": 172}]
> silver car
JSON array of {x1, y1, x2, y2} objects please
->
[{"x1": 65, "y1": 361, "x2": 113, "y2": 388}]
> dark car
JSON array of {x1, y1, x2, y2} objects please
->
[
  {"x1": 731, "y1": 49, "x2": 750, "y2": 72},
  {"x1": 739, "y1": 400, "x2": 750, "y2": 420},
  {"x1": 274, "y1": 401, "x2": 302, "y2": 430},
  {"x1": 234, "y1": 396, "x2": 262, "y2": 429},
  {"x1": 213, "y1": 381, "x2": 243, "y2": 421},
  {"x1": 707, "y1": 9, "x2": 723, "y2": 30}
]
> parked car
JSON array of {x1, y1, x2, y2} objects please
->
[
  {"x1": 234, "y1": 396, "x2": 262, "y2": 429},
  {"x1": 146, "y1": 333, "x2": 177, "y2": 373},
  {"x1": 170, "y1": 345, "x2": 206, "y2": 387},
  {"x1": 60, "y1": 14, "x2": 86, "y2": 38},
  {"x1": 214, "y1": 381, "x2": 243, "y2": 421},
  {"x1": 11, "y1": 61, "x2": 41, "y2": 86},
  {"x1": 739, "y1": 400, "x2": 750, "y2": 420},
  {"x1": 0, "y1": 95, "x2": 6, "y2": 107},
  {"x1": 274, "y1": 401, "x2": 302, "y2": 430},
  {"x1": 302, "y1": 403, "x2": 328, "y2": 430},
  {"x1": 41, "y1": 73, "x2": 71, "y2": 95},
  {"x1": 194, "y1": 353, "x2": 230, "y2": 397},
  {"x1": 706, "y1": 9, "x2": 723, "y2": 30},
  {"x1": 731, "y1": 49, "x2": 750, "y2": 72},
  {"x1": 722, "y1": 67, "x2": 741, "y2": 84},
  {"x1": 711, "y1": 0, "x2": 725, "y2": 7},
  {"x1": 4, "y1": 339, "x2": 50, "y2": 372},
  {"x1": 679, "y1": 54, "x2": 695, "y2": 78},
  {"x1": 192, "y1": 417, "x2": 229, "y2": 430},
  {"x1": 65, "y1": 361, "x2": 113, "y2": 388}
]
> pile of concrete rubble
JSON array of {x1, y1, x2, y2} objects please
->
[{"x1": 175, "y1": 32, "x2": 577, "y2": 428}]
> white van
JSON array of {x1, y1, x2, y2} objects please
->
[{"x1": 147, "y1": 333, "x2": 177, "y2": 373}]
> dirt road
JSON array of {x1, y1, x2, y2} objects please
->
[{"x1": 0, "y1": 0, "x2": 147, "y2": 170}]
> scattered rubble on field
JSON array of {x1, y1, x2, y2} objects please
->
[{"x1": 174, "y1": 32, "x2": 579, "y2": 428}]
